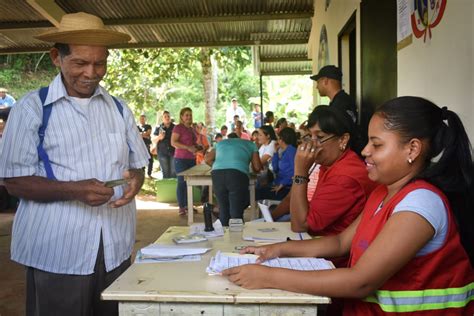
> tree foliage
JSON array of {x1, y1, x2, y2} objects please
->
[
  {"x1": 0, "y1": 53, "x2": 56, "y2": 99},
  {"x1": 103, "y1": 47, "x2": 260, "y2": 128}
]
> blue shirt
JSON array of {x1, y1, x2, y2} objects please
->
[
  {"x1": 272, "y1": 145, "x2": 297, "y2": 186},
  {"x1": 212, "y1": 138, "x2": 257, "y2": 176},
  {"x1": 0, "y1": 94, "x2": 16, "y2": 107},
  {"x1": 0, "y1": 74, "x2": 150, "y2": 275}
]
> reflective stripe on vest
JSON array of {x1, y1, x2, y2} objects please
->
[{"x1": 363, "y1": 282, "x2": 474, "y2": 313}]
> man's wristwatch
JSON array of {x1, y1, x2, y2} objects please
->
[{"x1": 292, "y1": 175, "x2": 309, "y2": 185}]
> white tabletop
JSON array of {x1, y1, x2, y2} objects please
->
[{"x1": 102, "y1": 225, "x2": 330, "y2": 305}]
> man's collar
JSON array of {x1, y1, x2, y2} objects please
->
[{"x1": 43, "y1": 73, "x2": 105, "y2": 105}]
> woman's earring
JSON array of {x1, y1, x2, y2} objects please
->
[
  {"x1": 408, "y1": 158, "x2": 413, "y2": 164},
  {"x1": 340, "y1": 144, "x2": 346, "y2": 151}
]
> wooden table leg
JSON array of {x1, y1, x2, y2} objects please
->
[
  {"x1": 249, "y1": 181, "x2": 257, "y2": 220},
  {"x1": 209, "y1": 185, "x2": 213, "y2": 204},
  {"x1": 187, "y1": 184, "x2": 193, "y2": 225}
]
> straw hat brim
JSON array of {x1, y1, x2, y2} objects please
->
[{"x1": 35, "y1": 29, "x2": 131, "y2": 46}]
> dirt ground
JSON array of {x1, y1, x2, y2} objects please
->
[{"x1": 0, "y1": 194, "x2": 204, "y2": 316}]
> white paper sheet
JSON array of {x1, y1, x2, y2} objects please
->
[{"x1": 206, "y1": 251, "x2": 333, "y2": 275}]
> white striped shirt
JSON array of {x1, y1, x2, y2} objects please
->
[{"x1": 0, "y1": 74, "x2": 150, "y2": 274}]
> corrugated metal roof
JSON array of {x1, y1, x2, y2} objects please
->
[{"x1": 0, "y1": 0, "x2": 313, "y2": 75}]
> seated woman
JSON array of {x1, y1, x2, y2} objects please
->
[
  {"x1": 205, "y1": 133, "x2": 262, "y2": 226},
  {"x1": 255, "y1": 125, "x2": 277, "y2": 191},
  {"x1": 257, "y1": 127, "x2": 297, "y2": 201},
  {"x1": 223, "y1": 97, "x2": 474, "y2": 315},
  {"x1": 272, "y1": 106, "x2": 377, "y2": 241}
]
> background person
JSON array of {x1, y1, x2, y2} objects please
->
[
  {"x1": 224, "y1": 96, "x2": 474, "y2": 315},
  {"x1": 256, "y1": 125, "x2": 277, "y2": 189},
  {"x1": 257, "y1": 127, "x2": 297, "y2": 202},
  {"x1": 137, "y1": 114, "x2": 153, "y2": 177},
  {"x1": 171, "y1": 107, "x2": 199, "y2": 216},
  {"x1": 152, "y1": 110, "x2": 175, "y2": 178},
  {"x1": 310, "y1": 65, "x2": 357, "y2": 123},
  {"x1": 0, "y1": 12, "x2": 150, "y2": 316},
  {"x1": 225, "y1": 97, "x2": 246, "y2": 128},
  {"x1": 205, "y1": 133, "x2": 262, "y2": 225},
  {"x1": 251, "y1": 103, "x2": 262, "y2": 129},
  {"x1": 0, "y1": 87, "x2": 16, "y2": 107},
  {"x1": 234, "y1": 120, "x2": 250, "y2": 140},
  {"x1": 0, "y1": 87, "x2": 15, "y2": 121}
]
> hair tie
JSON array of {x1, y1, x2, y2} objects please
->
[{"x1": 441, "y1": 106, "x2": 449, "y2": 121}]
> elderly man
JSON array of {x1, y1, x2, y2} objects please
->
[
  {"x1": 310, "y1": 65, "x2": 358, "y2": 123},
  {"x1": 0, "y1": 12, "x2": 149, "y2": 316},
  {"x1": 0, "y1": 88, "x2": 15, "y2": 120},
  {"x1": 0, "y1": 87, "x2": 15, "y2": 107}
]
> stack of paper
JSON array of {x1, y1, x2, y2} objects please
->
[
  {"x1": 242, "y1": 222, "x2": 310, "y2": 243},
  {"x1": 189, "y1": 219, "x2": 225, "y2": 238},
  {"x1": 206, "y1": 251, "x2": 333, "y2": 275},
  {"x1": 135, "y1": 244, "x2": 211, "y2": 264}
]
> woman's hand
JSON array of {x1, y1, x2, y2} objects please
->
[
  {"x1": 294, "y1": 141, "x2": 320, "y2": 175},
  {"x1": 240, "y1": 244, "x2": 282, "y2": 263},
  {"x1": 271, "y1": 184, "x2": 283, "y2": 193},
  {"x1": 223, "y1": 264, "x2": 272, "y2": 289}
]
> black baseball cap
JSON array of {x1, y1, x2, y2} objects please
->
[{"x1": 310, "y1": 65, "x2": 342, "y2": 81}]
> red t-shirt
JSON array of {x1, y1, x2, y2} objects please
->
[{"x1": 307, "y1": 150, "x2": 377, "y2": 237}]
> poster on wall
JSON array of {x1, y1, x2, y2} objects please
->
[
  {"x1": 317, "y1": 25, "x2": 330, "y2": 104},
  {"x1": 318, "y1": 25, "x2": 330, "y2": 70},
  {"x1": 410, "y1": 0, "x2": 447, "y2": 42},
  {"x1": 397, "y1": 0, "x2": 413, "y2": 50}
]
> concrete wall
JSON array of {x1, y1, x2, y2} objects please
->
[
  {"x1": 310, "y1": 0, "x2": 474, "y2": 141},
  {"x1": 309, "y1": 0, "x2": 361, "y2": 106},
  {"x1": 398, "y1": 0, "x2": 474, "y2": 141}
]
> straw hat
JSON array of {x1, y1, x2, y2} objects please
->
[
  {"x1": 0, "y1": 88, "x2": 8, "y2": 93},
  {"x1": 35, "y1": 12, "x2": 131, "y2": 46}
]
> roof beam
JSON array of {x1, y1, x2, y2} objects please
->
[
  {"x1": 0, "y1": 37, "x2": 310, "y2": 54},
  {"x1": 26, "y1": 0, "x2": 65, "y2": 27},
  {"x1": 113, "y1": 38, "x2": 309, "y2": 49},
  {"x1": 0, "y1": 11, "x2": 312, "y2": 30},
  {"x1": 105, "y1": 12, "x2": 313, "y2": 26},
  {"x1": 260, "y1": 56, "x2": 311, "y2": 62},
  {"x1": 261, "y1": 70, "x2": 312, "y2": 76}
]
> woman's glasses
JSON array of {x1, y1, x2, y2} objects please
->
[{"x1": 302, "y1": 134, "x2": 337, "y2": 145}]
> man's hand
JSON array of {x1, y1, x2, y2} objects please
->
[
  {"x1": 109, "y1": 169, "x2": 145, "y2": 208},
  {"x1": 223, "y1": 264, "x2": 272, "y2": 289},
  {"x1": 74, "y1": 179, "x2": 114, "y2": 206}
]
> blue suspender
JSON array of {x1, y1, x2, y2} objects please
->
[{"x1": 37, "y1": 86, "x2": 124, "y2": 180}]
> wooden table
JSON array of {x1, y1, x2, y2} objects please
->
[
  {"x1": 178, "y1": 164, "x2": 257, "y2": 225},
  {"x1": 102, "y1": 225, "x2": 330, "y2": 315}
]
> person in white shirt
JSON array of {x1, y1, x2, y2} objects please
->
[{"x1": 226, "y1": 97, "x2": 246, "y2": 127}]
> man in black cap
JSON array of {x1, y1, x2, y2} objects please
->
[{"x1": 310, "y1": 65, "x2": 358, "y2": 123}]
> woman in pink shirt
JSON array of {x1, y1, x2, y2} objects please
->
[{"x1": 171, "y1": 107, "x2": 200, "y2": 215}]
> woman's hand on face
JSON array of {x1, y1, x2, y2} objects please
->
[
  {"x1": 222, "y1": 264, "x2": 272, "y2": 289},
  {"x1": 295, "y1": 141, "x2": 320, "y2": 174}
]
